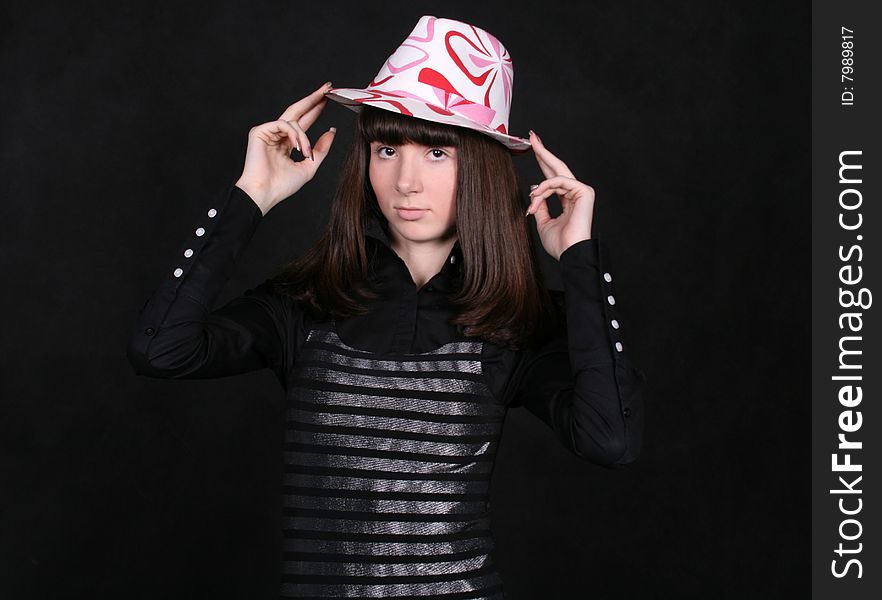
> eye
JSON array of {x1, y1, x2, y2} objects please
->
[
  {"x1": 428, "y1": 149, "x2": 447, "y2": 160},
  {"x1": 376, "y1": 146, "x2": 396, "y2": 159}
]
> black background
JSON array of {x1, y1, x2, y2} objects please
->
[{"x1": 1, "y1": 1, "x2": 809, "y2": 598}]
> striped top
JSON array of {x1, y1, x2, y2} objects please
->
[{"x1": 280, "y1": 325, "x2": 507, "y2": 599}]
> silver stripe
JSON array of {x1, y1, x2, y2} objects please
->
[
  {"x1": 284, "y1": 474, "x2": 490, "y2": 495},
  {"x1": 283, "y1": 536, "x2": 494, "y2": 556},
  {"x1": 289, "y1": 389, "x2": 502, "y2": 417},
  {"x1": 280, "y1": 572, "x2": 503, "y2": 599},
  {"x1": 286, "y1": 408, "x2": 502, "y2": 437},
  {"x1": 284, "y1": 515, "x2": 490, "y2": 536},
  {"x1": 304, "y1": 348, "x2": 483, "y2": 375},
  {"x1": 286, "y1": 430, "x2": 494, "y2": 458},
  {"x1": 307, "y1": 329, "x2": 483, "y2": 357},
  {"x1": 285, "y1": 451, "x2": 494, "y2": 475},
  {"x1": 283, "y1": 552, "x2": 491, "y2": 577},
  {"x1": 283, "y1": 494, "x2": 488, "y2": 515},
  {"x1": 297, "y1": 366, "x2": 487, "y2": 395}
]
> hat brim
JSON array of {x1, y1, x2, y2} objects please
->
[{"x1": 325, "y1": 88, "x2": 532, "y2": 154}]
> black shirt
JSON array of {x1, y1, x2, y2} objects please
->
[{"x1": 127, "y1": 184, "x2": 645, "y2": 467}]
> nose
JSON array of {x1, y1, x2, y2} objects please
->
[{"x1": 394, "y1": 152, "x2": 424, "y2": 196}]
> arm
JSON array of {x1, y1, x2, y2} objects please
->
[
  {"x1": 511, "y1": 237, "x2": 646, "y2": 467},
  {"x1": 126, "y1": 184, "x2": 297, "y2": 385},
  {"x1": 127, "y1": 84, "x2": 338, "y2": 384}
]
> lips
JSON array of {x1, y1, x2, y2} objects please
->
[{"x1": 395, "y1": 207, "x2": 428, "y2": 221}]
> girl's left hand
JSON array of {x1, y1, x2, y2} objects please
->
[{"x1": 525, "y1": 130, "x2": 595, "y2": 261}]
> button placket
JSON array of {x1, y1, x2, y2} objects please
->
[
  {"x1": 597, "y1": 241, "x2": 624, "y2": 357},
  {"x1": 172, "y1": 206, "x2": 217, "y2": 282}
]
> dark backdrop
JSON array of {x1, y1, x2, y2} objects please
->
[{"x1": 1, "y1": 1, "x2": 809, "y2": 598}]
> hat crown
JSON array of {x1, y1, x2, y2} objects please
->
[
  {"x1": 325, "y1": 15, "x2": 530, "y2": 152},
  {"x1": 366, "y1": 16, "x2": 514, "y2": 135}
]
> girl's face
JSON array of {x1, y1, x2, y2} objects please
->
[{"x1": 368, "y1": 141, "x2": 458, "y2": 248}]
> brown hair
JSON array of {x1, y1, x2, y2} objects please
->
[{"x1": 267, "y1": 106, "x2": 557, "y2": 351}]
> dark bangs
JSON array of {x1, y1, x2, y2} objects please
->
[{"x1": 357, "y1": 105, "x2": 461, "y2": 148}]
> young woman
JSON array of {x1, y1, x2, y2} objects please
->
[{"x1": 128, "y1": 15, "x2": 645, "y2": 600}]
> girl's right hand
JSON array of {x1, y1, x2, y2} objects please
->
[{"x1": 235, "y1": 81, "x2": 337, "y2": 215}]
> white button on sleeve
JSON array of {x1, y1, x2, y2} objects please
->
[
  {"x1": 603, "y1": 272, "x2": 612, "y2": 282},
  {"x1": 611, "y1": 319, "x2": 620, "y2": 329},
  {"x1": 607, "y1": 295, "x2": 616, "y2": 305},
  {"x1": 207, "y1": 208, "x2": 217, "y2": 218},
  {"x1": 173, "y1": 268, "x2": 183, "y2": 277},
  {"x1": 615, "y1": 341, "x2": 623, "y2": 352},
  {"x1": 195, "y1": 227, "x2": 205, "y2": 237},
  {"x1": 184, "y1": 248, "x2": 194, "y2": 258},
  {"x1": 450, "y1": 255, "x2": 457, "y2": 265}
]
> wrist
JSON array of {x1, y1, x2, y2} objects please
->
[
  {"x1": 234, "y1": 179, "x2": 273, "y2": 216},
  {"x1": 559, "y1": 238, "x2": 597, "y2": 264}
]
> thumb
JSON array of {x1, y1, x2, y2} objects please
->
[{"x1": 311, "y1": 127, "x2": 337, "y2": 165}]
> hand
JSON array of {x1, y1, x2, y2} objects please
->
[
  {"x1": 525, "y1": 130, "x2": 595, "y2": 260},
  {"x1": 235, "y1": 81, "x2": 337, "y2": 215}
]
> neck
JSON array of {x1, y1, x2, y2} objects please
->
[{"x1": 390, "y1": 234, "x2": 457, "y2": 290}]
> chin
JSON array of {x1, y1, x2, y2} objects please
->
[{"x1": 391, "y1": 224, "x2": 451, "y2": 243}]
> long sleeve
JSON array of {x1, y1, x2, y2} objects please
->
[
  {"x1": 509, "y1": 237, "x2": 646, "y2": 467},
  {"x1": 126, "y1": 184, "x2": 299, "y2": 387}
]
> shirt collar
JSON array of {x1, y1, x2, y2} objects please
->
[{"x1": 365, "y1": 219, "x2": 463, "y2": 294}]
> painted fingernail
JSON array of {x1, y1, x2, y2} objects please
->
[
  {"x1": 329, "y1": 126, "x2": 337, "y2": 133},
  {"x1": 295, "y1": 144, "x2": 300, "y2": 152},
  {"x1": 529, "y1": 129, "x2": 535, "y2": 136}
]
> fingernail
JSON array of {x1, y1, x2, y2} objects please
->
[
  {"x1": 530, "y1": 184, "x2": 538, "y2": 192},
  {"x1": 325, "y1": 81, "x2": 333, "y2": 88},
  {"x1": 329, "y1": 126, "x2": 336, "y2": 133},
  {"x1": 529, "y1": 129, "x2": 535, "y2": 136},
  {"x1": 295, "y1": 144, "x2": 300, "y2": 152}
]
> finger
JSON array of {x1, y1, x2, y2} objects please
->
[
  {"x1": 279, "y1": 81, "x2": 331, "y2": 121},
  {"x1": 277, "y1": 119, "x2": 309, "y2": 156},
  {"x1": 526, "y1": 178, "x2": 586, "y2": 216},
  {"x1": 250, "y1": 121, "x2": 293, "y2": 148},
  {"x1": 280, "y1": 119, "x2": 313, "y2": 159},
  {"x1": 529, "y1": 175, "x2": 580, "y2": 202},
  {"x1": 529, "y1": 195, "x2": 552, "y2": 227},
  {"x1": 532, "y1": 149, "x2": 557, "y2": 180},
  {"x1": 296, "y1": 96, "x2": 329, "y2": 132},
  {"x1": 529, "y1": 131, "x2": 575, "y2": 178},
  {"x1": 279, "y1": 81, "x2": 334, "y2": 123}
]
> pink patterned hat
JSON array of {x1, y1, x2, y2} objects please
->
[{"x1": 325, "y1": 15, "x2": 531, "y2": 153}]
